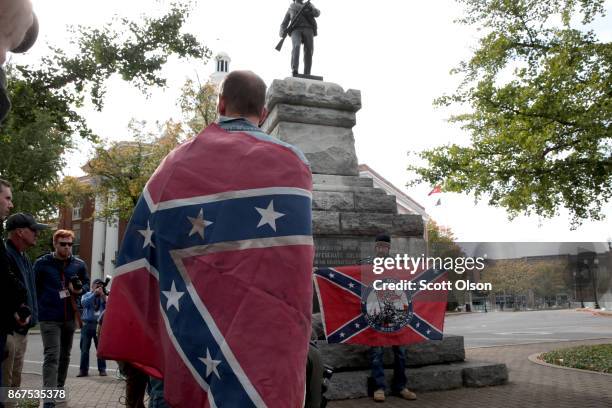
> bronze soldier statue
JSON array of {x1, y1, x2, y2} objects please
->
[{"x1": 278, "y1": 0, "x2": 320, "y2": 76}]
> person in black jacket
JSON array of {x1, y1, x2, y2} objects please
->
[
  {"x1": 3, "y1": 213, "x2": 48, "y2": 393},
  {"x1": 0, "y1": 179, "x2": 30, "y2": 400},
  {"x1": 35, "y1": 229, "x2": 89, "y2": 408}
]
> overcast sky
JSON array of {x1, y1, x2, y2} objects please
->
[{"x1": 20, "y1": 0, "x2": 612, "y2": 242}]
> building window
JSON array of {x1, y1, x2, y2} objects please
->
[
  {"x1": 72, "y1": 223, "x2": 81, "y2": 256},
  {"x1": 72, "y1": 205, "x2": 82, "y2": 220}
]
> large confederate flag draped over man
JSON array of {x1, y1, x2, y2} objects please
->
[{"x1": 98, "y1": 71, "x2": 314, "y2": 408}]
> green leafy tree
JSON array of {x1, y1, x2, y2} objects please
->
[
  {"x1": 84, "y1": 120, "x2": 185, "y2": 221},
  {"x1": 481, "y1": 259, "x2": 534, "y2": 309},
  {"x1": 409, "y1": 0, "x2": 611, "y2": 226},
  {"x1": 179, "y1": 78, "x2": 219, "y2": 135},
  {"x1": 83, "y1": 70, "x2": 220, "y2": 220},
  {"x1": 530, "y1": 259, "x2": 571, "y2": 299},
  {"x1": 0, "y1": 2, "x2": 210, "y2": 217}
]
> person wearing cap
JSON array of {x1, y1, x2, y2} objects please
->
[
  {"x1": 2, "y1": 213, "x2": 48, "y2": 394},
  {"x1": 0, "y1": 0, "x2": 38, "y2": 122},
  {"x1": 363, "y1": 234, "x2": 417, "y2": 403},
  {"x1": 0, "y1": 179, "x2": 29, "y2": 403},
  {"x1": 35, "y1": 229, "x2": 89, "y2": 407},
  {"x1": 77, "y1": 278, "x2": 107, "y2": 377}
]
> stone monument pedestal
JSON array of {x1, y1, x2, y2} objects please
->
[
  {"x1": 263, "y1": 78, "x2": 425, "y2": 266},
  {"x1": 263, "y1": 78, "x2": 508, "y2": 400}
]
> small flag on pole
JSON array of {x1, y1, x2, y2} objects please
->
[{"x1": 428, "y1": 185, "x2": 442, "y2": 196}]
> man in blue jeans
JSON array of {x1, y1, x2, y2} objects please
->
[
  {"x1": 367, "y1": 234, "x2": 417, "y2": 403},
  {"x1": 77, "y1": 279, "x2": 107, "y2": 377}
]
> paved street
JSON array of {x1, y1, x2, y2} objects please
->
[
  {"x1": 328, "y1": 338, "x2": 612, "y2": 408},
  {"x1": 22, "y1": 330, "x2": 120, "y2": 381},
  {"x1": 13, "y1": 310, "x2": 612, "y2": 407},
  {"x1": 444, "y1": 309, "x2": 612, "y2": 347}
]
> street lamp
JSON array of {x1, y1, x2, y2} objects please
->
[
  {"x1": 583, "y1": 258, "x2": 600, "y2": 309},
  {"x1": 573, "y1": 269, "x2": 585, "y2": 308}
]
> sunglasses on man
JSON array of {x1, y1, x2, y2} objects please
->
[{"x1": 58, "y1": 242, "x2": 73, "y2": 247}]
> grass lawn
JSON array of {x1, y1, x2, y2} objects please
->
[
  {"x1": 18, "y1": 400, "x2": 39, "y2": 408},
  {"x1": 541, "y1": 344, "x2": 612, "y2": 374}
]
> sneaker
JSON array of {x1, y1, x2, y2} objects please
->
[
  {"x1": 398, "y1": 388, "x2": 417, "y2": 400},
  {"x1": 373, "y1": 389, "x2": 385, "y2": 402},
  {"x1": 76, "y1": 371, "x2": 88, "y2": 377},
  {"x1": 99, "y1": 370, "x2": 108, "y2": 376}
]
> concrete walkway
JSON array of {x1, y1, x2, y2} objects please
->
[{"x1": 16, "y1": 338, "x2": 612, "y2": 407}]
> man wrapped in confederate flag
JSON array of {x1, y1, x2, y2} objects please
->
[{"x1": 98, "y1": 71, "x2": 314, "y2": 408}]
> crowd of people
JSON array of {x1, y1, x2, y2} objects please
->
[
  {"x1": 0, "y1": 196, "x2": 107, "y2": 408},
  {"x1": 0, "y1": 1, "x2": 417, "y2": 406}
]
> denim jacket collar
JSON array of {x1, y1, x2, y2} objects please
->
[{"x1": 217, "y1": 116, "x2": 260, "y2": 132}]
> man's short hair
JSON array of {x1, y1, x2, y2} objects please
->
[
  {"x1": 220, "y1": 71, "x2": 267, "y2": 117},
  {"x1": 0, "y1": 178, "x2": 11, "y2": 193},
  {"x1": 53, "y1": 229, "x2": 74, "y2": 243}
]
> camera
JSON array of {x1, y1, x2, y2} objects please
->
[
  {"x1": 70, "y1": 275, "x2": 83, "y2": 291},
  {"x1": 98, "y1": 275, "x2": 112, "y2": 295}
]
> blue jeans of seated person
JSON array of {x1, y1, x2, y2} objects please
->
[
  {"x1": 370, "y1": 346, "x2": 407, "y2": 392},
  {"x1": 79, "y1": 321, "x2": 106, "y2": 373}
]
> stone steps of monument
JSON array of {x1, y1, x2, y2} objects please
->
[
  {"x1": 317, "y1": 335, "x2": 466, "y2": 371},
  {"x1": 313, "y1": 190, "x2": 397, "y2": 214},
  {"x1": 314, "y1": 211, "x2": 423, "y2": 236},
  {"x1": 312, "y1": 174, "x2": 374, "y2": 188},
  {"x1": 326, "y1": 361, "x2": 509, "y2": 400},
  {"x1": 312, "y1": 184, "x2": 384, "y2": 194}
]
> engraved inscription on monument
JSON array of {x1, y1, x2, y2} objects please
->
[{"x1": 314, "y1": 238, "x2": 370, "y2": 267}]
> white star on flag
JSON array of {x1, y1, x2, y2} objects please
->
[
  {"x1": 348, "y1": 282, "x2": 355, "y2": 288},
  {"x1": 355, "y1": 323, "x2": 360, "y2": 328},
  {"x1": 138, "y1": 221, "x2": 155, "y2": 248},
  {"x1": 162, "y1": 281, "x2": 185, "y2": 312},
  {"x1": 329, "y1": 273, "x2": 335, "y2": 279},
  {"x1": 416, "y1": 322, "x2": 420, "y2": 328},
  {"x1": 255, "y1": 200, "x2": 285, "y2": 231},
  {"x1": 187, "y1": 208, "x2": 213, "y2": 239},
  {"x1": 199, "y1": 348, "x2": 222, "y2": 379},
  {"x1": 427, "y1": 329, "x2": 431, "y2": 335},
  {"x1": 339, "y1": 332, "x2": 345, "y2": 338}
]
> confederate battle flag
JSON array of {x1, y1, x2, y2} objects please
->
[
  {"x1": 98, "y1": 123, "x2": 314, "y2": 408},
  {"x1": 314, "y1": 265, "x2": 448, "y2": 346}
]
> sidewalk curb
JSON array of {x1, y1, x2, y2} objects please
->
[
  {"x1": 528, "y1": 352, "x2": 612, "y2": 377},
  {"x1": 465, "y1": 337, "x2": 612, "y2": 350},
  {"x1": 28, "y1": 330, "x2": 81, "y2": 335}
]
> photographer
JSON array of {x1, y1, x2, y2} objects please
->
[
  {"x1": 34, "y1": 229, "x2": 89, "y2": 407},
  {"x1": 77, "y1": 278, "x2": 107, "y2": 377}
]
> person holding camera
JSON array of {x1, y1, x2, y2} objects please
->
[
  {"x1": 34, "y1": 229, "x2": 89, "y2": 406},
  {"x1": 2, "y1": 213, "x2": 47, "y2": 397},
  {"x1": 77, "y1": 278, "x2": 107, "y2": 377}
]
